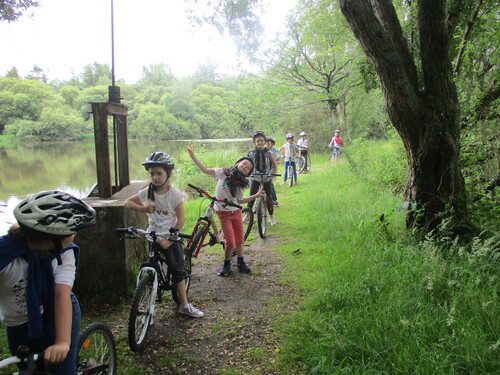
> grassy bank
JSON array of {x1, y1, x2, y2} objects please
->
[{"x1": 268, "y1": 146, "x2": 498, "y2": 374}]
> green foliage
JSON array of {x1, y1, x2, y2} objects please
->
[{"x1": 271, "y1": 154, "x2": 499, "y2": 374}]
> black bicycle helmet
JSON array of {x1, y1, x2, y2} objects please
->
[
  {"x1": 14, "y1": 190, "x2": 96, "y2": 237},
  {"x1": 142, "y1": 151, "x2": 175, "y2": 171},
  {"x1": 235, "y1": 156, "x2": 254, "y2": 175},
  {"x1": 252, "y1": 131, "x2": 266, "y2": 140},
  {"x1": 266, "y1": 136, "x2": 275, "y2": 145}
]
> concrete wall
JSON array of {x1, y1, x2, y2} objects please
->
[{"x1": 73, "y1": 181, "x2": 148, "y2": 305}]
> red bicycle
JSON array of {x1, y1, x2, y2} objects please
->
[{"x1": 186, "y1": 184, "x2": 254, "y2": 258}]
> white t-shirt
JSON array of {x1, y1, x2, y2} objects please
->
[
  {"x1": 281, "y1": 142, "x2": 299, "y2": 162},
  {"x1": 297, "y1": 138, "x2": 309, "y2": 150},
  {"x1": 214, "y1": 168, "x2": 243, "y2": 212},
  {"x1": 0, "y1": 250, "x2": 76, "y2": 326},
  {"x1": 138, "y1": 185, "x2": 185, "y2": 233}
]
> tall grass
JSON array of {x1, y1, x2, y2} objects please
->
[{"x1": 271, "y1": 148, "x2": 499, "y2": 374}]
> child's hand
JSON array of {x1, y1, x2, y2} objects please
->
[
  {"x1": 187, "y1": 146, "x2": 195, "y2": 158},
  {"x1": 255, "y1": 187, "x2": 266, "y2": 198},
  {"x1": 143, "y1": 203, "x2": 156, "y2": 214},
  {"x1": 44, "y1": 342, "x2": 70, "y2": 364}
]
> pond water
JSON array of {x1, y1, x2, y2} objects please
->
[{"x1": 0, "y1": 138, "x2": 251, "y2": 235}]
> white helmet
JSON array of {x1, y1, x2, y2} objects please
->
[
  {"x1": 335, "y1": 129, "x2": 341, "y2": 133},
  {"x1": 14, "y1": 190, "x2": 96, "y2": 237},
  {"x1": 300, "y1": 131, "x2": 308, "y2": 136},
  {"x1": 285, "y1": 133, "x2": 294, "y2": 139}
]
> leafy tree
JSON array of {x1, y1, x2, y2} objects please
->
[
  {"x1": 5, "y1": 67, "x2": 20, "y2": 78},
  {"x1": 338, "y1": 0, "x2": 468, "y2": 233},
  {"x1": 0, "y1": 0, "x2": 39, "y2": 21},
  {"x1": 81, "y1": 63, "x2": 112, "y2": 88},
  {"x1": 138, "y1": 63, "x2": 175, "y2": 87},
  {"x1": 59, "y1": 86, "x2": 80, "y2": 108},
  {"x1": 26, "y1": 65, "x2": 48, "y2": 83},
  {"x1": 168, "y1": 79, "x2": 196, "y2": 121},
  {"x1": 73, "y1": 85, "x2": 108, "y2": 118},
  {"x1": 192, "y1": 61, "x2": 220, "y2": 86}
]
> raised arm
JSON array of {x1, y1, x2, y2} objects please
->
[{"x1": 187, "y1": 146, "x2": 216, "y2": 176}]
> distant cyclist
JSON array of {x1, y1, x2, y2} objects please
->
[
  {"x1": 247, "y1": 131, "x2": 278, "y2": 225},
  {"x1": 297, "y1": 131, "x2": 309, "y2": 159},
  {"x1": 279, "y1": 133, "x2": 301, "y2": 185},
  {"x1": 265, "y1": 136, "x2": 280, "y2": 206},
  {"x1": 0, "y1": 190, "x2": 96, "y2": 374},
  {"x1": 328, "y1": 129, "x2": 343, "y2": 149}
]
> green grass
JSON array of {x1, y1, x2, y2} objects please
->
[{"x1": 267, "y1": 149, "x2": 499, "y2": 374}]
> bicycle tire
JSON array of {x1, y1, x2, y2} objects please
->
[
  {"x1": 128, "y1": 273, "x2": 155, "y2": 352},
  {"x1": 256, "y1": 197, "x2": 267, "y2": 238},
  {"x1": 171, "y1": 246, "x2": 192, "y2": 305},
  {"x1": 77, "y1": 322, "x2": 117, "y2": 375},
  {"x1": 297, "y1": 156, "x2": 306, "y2": 174},
  {"x1": 288, "y1": 165, "x2": 294, "y2": 187},
  {"x1": 242, "y1": 207, "x2": 254, "y2": 241},
  {"x1": 188, "y1": 226, "x2": 206, "y2": 258}
]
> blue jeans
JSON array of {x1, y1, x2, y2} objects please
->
[
  {"x1": 283, "y1": 161, "x2": 297, "y2": 182},
  {"x1": 6, "y1": 293, "x2": 81, "y2": 375}
]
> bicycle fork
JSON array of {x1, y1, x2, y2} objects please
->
[{"x1": 136, "y1": 267, "x2": 158, "y2": 325}]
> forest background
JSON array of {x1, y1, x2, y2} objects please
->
[{"x1": 0, "y1": 0, "x2": 498, "y2": 231}]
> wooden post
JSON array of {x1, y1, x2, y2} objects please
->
[
  {"x1": 115, "y1": 113, "x2": 130, "y2": 188},
  {"x1": 91, "y1": 103, "x2": 112, "y2": 198}
]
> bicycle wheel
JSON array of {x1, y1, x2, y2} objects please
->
[
  {"x1": 171, "y1": 247, "x2": 192, "y2": 305},
  {"x1": 256, "y1": 197, "x2": 267, "y2": 238},
  {"x1": 77, "y1": 322, "x2": 117, "y2": 375},
  {"x1": 329, "y1": 150, "x2": 337, "y2": 164},
  {"x1": 128, "y1": 273, "x2": 155, "y2": 352},
  {"x1": 297, "y1": 156, "x2": 306, "y2": 174},
  {"x1": 306, "y1": 155, "x2": 311, "y2": 172},
  {"x1": 288, "y1": 165, "x2": 294, "y2": 187},
  {"x1": 188, "y1": 225, "x2": 206, "y2": 258},
  {"x1": 242, "y1": 207, "x2": 254, "y2": 241}
]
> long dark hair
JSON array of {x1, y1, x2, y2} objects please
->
[{"x1": 147, "y1": 167, "x2": 174, "y2": 201}]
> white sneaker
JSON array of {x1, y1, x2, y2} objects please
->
[
  {"x1": 269, "y1": 216, "x2": 277, "y2": 226},
  {"x1": 179, "y1": 303, "x2": 204, "y2": 318}
]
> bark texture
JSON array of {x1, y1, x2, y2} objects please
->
[{"x1": 339, "y1": 0, "x2": 468, "y2": 232}]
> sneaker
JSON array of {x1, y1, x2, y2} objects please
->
[
  {"x1": 281, "y1": 181, "x2": 286, "y2": 185},
  {"x1": 237, "y1": 261, "x2": 252, "y2": 273},
  {"x1": 273, "y1": 201, "x2": 279, "y2": 206},
  {"x1": 294, "y1": 181, "x2": 298, "y2": 186},
  {"x1": 269, "y1": 216, "x2": 277, "y2": 226},
  {"x1": 179, "y1": 303, "x2": 204, "y2": 318},
  {"x1": 219, "y1": 262, "x2": 231, "y2": 276}
]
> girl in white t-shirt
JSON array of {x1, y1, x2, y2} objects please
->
[
  {"x1": 187, "y1": 146, "x2": 265, "y2": 276},
  {"x1": 124, "y1": 152, "x2": 204, "y2": 318}
]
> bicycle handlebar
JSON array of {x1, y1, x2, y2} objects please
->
[
  {"x1": 188, "y1": 184, "x2": 242, "y2": 209},
  {"x1": 250, "y1": 172, "x2": 281, "y2": 177},
  {"x1": 0, "y1": 346, "x2": 42, "y2": 371},
  {"x1": 116, "y1": 226, "x2": 191, "y2": 241}
]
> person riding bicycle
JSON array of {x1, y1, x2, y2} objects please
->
[
  {"x1": 124, "y1": 152, "x2": 204, "y2": 318},
  {"x1": 265, "y1": 136, "x2": 280, "y2": 206},
  {"x1": 0, "y1": 190, "x2": 96, "y2": 374},
  {"x1": 187, "y1": 146, "x2": 266, "y2": 276},
  {"x1": 328, "y1": 129, "x2": 343, "y2": 150},
  {"x1": 278, "y1": 133, "x2": 301, "y2": 185},
  {"x1": 297, "y1": 131, "x2": 310, "y2": 159},
  {"x1": 247, "y1": 131, "x2": 279, "y2": 226}
]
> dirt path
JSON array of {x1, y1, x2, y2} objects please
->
[{"x1": 108, "y1": 234, "x2": 292, "y2": 374}]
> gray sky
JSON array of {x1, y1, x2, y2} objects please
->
[{"x1": 0, "y1": 0, "x2": 296, "y2": 83}]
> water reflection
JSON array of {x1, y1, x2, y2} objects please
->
[{"x1": 0, "y1": 138, "x2": 250, "y2": 234}]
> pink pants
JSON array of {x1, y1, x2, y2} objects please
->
[{"x1": 217, "y1": 209, "x2": 244, "y2": 250}]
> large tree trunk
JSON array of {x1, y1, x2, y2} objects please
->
[{"x1": 339, "y1": 0, "x2": 468, "y2": 232}]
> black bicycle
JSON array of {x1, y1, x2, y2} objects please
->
[
  {"x1": 248, "y1": 172, "x2": 280, "y2": 238},
  {"x1": 0, "y1": 322, "x2": 117, "y2": 375},
  {"x1": 116, "y1": 227, "x2": 192, "y2": 352}
]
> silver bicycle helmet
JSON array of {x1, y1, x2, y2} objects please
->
[
  {"x1": 14, "y1": 190, "x2": 96, "y2": 237},
  {"x1": 335, "y1": 129, "x2": 341, "y2": 133},
  {"x1": 300, "y1": 131, "x2": 308, "y2": 136},
  {"x1": 142, "y1": 151, "x2": 175, "y2": 171},
  {"x1": 285, "y1": 133, "x2": 294, "y2": 139},
  {"x1": 265, "y1": 136, "x2": 275, "y2": 145}
]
